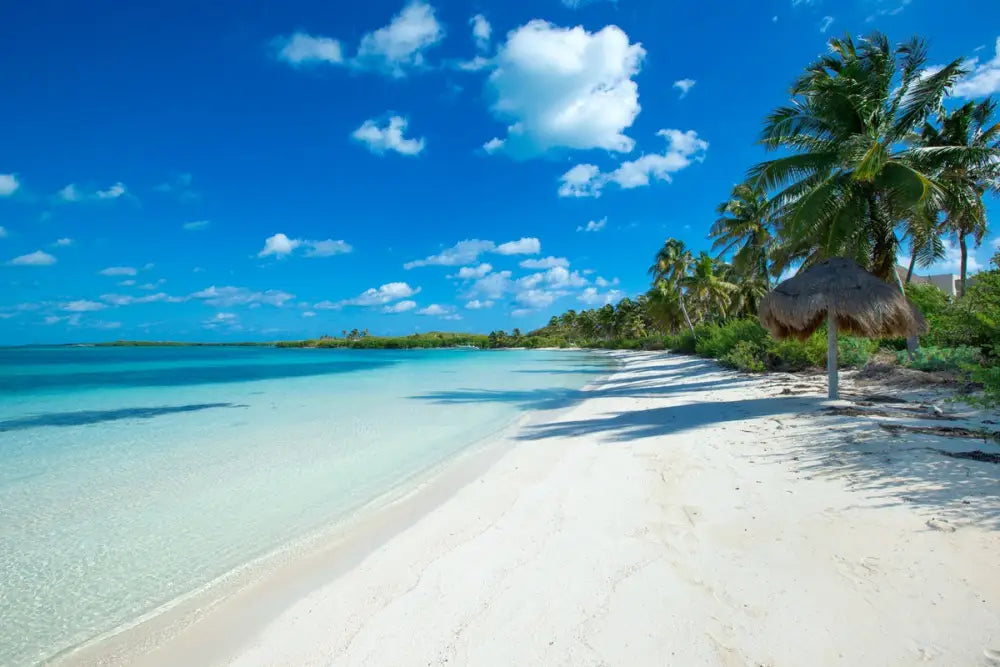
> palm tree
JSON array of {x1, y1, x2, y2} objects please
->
[
  {"x1": 645, "y1": 286, "x2": 682, "y2": 333},
  {"x1": 751, "y1": 33, "x2": 966, "y2": 280},
  {"x1": 682, "y1": 252, "x2": 736, "y2": 321},
  {"x1": 559, "y1": 309, "x2": 578, "y2": 331},
  {"x1": 902, "y1": 206, "x2": 946, "y2": 283},
  {"x1": 912, "y1": 98, "x2": 1000, "y2": 295},
  {"x1": 577, "y1": 309, "x2": 598, "y2": 340},
  {"x1": 711, "y1": 182, "x2": 774, "y2": 287},
  {"x1": 650, "y1": 238, "x2": 695, "y2": 332},
  {"x1": 596, "y1": 304, "x2": 616, "y2": 340}
]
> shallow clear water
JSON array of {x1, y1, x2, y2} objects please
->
[{"x1": 0, "y1": 346, "x2": 614, "y2": 666}]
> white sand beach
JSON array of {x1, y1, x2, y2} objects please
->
[{"x1": 72, "y1": 351, "x2": 1000, "y2": 666}]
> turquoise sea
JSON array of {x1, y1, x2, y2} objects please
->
[{"x1": 0, "y1": 346, "x2": 614, "y2": 665}]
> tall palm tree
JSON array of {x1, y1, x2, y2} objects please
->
[
  {"x1": 681, "y1": 252, "x2": 736, "y2": 321},
  {"x1": 750, "y1": 33, "x2": 966, "y2": 280},
  {"x1": 711, "y1": 182, "x2": 774, "y2": 287},
  {"x1": 649, "y1": 238, "x2": 695, "y2": 332},
  {"x1": 912, "y1": 98, "x2": 1000, "y2": 295},
  {"x1": 596, "y1": 304, "x2": 616, "y2": 340},
  {"x1": 645, "y1": 286, "x2": 682, "y2": 333},
  {"x1": 902, "y1": 206, "x2": 946, "y2": 283}
]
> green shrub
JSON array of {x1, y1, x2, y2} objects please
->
[
  {"x1": 838, "y1": 336, "x2": 878, "y2": 368},
  {"x1": 694, "y1": 319, "x2": 769, "y2": 358},
  {"x1": 905, "y1": 282, "x2": 950, "y2": 317},
  {"x1": 664, "y1": 330, "x2": 697, "y2": 354},
  {"x1": 765, "y1": 338, "x2": 817, "y2": 371},
  {"x1": 721, "y1": 340, "x2": 766, "y2": 372},
  {"x1": 897, "y1": 345, "x2": 982, "y2": 372},
  {"x1": 968, "y1": 364, "x2": 1000, "y2": 407}
]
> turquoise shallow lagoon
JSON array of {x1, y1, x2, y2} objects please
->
[{"x1": 0, "y1": 346, "x2": 614, "y2": 665}]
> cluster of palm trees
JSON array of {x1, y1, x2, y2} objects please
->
[
  {"x1": 649, "y1": 33, "x2": 998, "y2": 333},
  {"x1": 541, "y1": 33, "x2": 999, "y2": 341}
]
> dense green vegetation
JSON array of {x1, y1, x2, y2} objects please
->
[
  {"x1": 490, "y1": 33, "x2": 1000, "y2": 404},
  {"x1": 276, "y1": 331, "x2": 490, "y2": 349}
]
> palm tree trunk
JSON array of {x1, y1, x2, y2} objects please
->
[
  {"x1": 890, "y1": 262, "x2": 919, "y2": 358},
  {"x1": 868, "y1": 192, "x2": 896, "y2": 280},
  {"x1": 677, "y1": 288, "x2": 694, "y2": 334},
  {"x1": 827, "y1": 311, "x2": 839, "y2": 400},
  {"x1": 905, "y1": 249, "x2": 916, "y2": 283},
  {"x1": 959, "y1": 232, "x2": 968, "y2": 298}
]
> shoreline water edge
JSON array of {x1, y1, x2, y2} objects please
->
[{"x1": 52, "y1": 350, "x2": 1000, "y2": 666}]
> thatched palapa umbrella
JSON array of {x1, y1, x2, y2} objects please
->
[{"x1": 759, "y1": 258, "x2": 927, "y2": 399}]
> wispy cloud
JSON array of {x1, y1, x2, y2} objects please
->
[
  {"x1": 672, "y1": 78, "x2": 696, "y2": 98},
  {"x1": 405, "y1": 237, "x2": 540, "y2": 269},
  {"x1": 8, "y1": 250, "x2": 57, "y2": 266},
  {"x1": 317, "y1": 282, "x2": 420, "y2": 309},
  {"x1": 190, "y1": 286, "x2": 295, "y2": 308},
  {"x1": 98, "y1": 266, "x2": 137, "y2": 276},
  {"x1": 577, "y1": 218, "x2": 607, "y2": 233}
]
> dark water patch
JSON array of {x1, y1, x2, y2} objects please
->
[
  {"x1": 0, "y1": 403, "x2": 245, "y2": 431},
  {"x1": 0, "y1": 359, "x2": 398, "y2": 393}
]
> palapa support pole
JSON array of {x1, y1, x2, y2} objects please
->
[{"x1": 827, "y1": 310, "x2": 839, "y2": 400}]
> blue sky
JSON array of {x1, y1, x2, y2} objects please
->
[{"x1": 1, "y1": 0, "x2": 998, "y2": 344}]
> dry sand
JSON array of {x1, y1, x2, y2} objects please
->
[{"x1": 81, "y1": 352, "x2": 1000, "y2": 666}]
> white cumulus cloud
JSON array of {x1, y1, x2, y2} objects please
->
[
  {"x1": 274, "y1": 32, "x2": 345, "y2": 66},
  {"x1": 405, "y1": 239, "x2": 496, "y2": 268},
  {"x1": 465, "y1": 299, "x2": 494, "y2": 309},
  {"x1": 356, "y1": 1, "x2": 444, "y2": 76},
  {"x1": 54, "y1": 237, "x2": 73, "y2": 246},
  {"x1": 323, "y1": 282, "x2": 421, "y2": 308},
  {"x1": 455, "y1": 263, "x2": 493, "y2": 279},
  {"x1": 471, "y1": 14, "x2": 491, "y2": 51},
  {"x1": 258, "y1": 233, "x2": 301, "y2": 258},
  {"x1": 486, "y1": 20, "x2": 645, "y2": 157},
  {"x1": 352, "y1": 116, "x2": 425, "y2": 156},
  {"x1": 559, "y1": 129, "x2": 708, "y2": 197},
  {"x1": 495, "y1": 237, "x2": 540, "y2": 255},
  {"x1": 954, "y1": 37, "x2": 1000, "y2": 97},
  {"x1": 579, "y1": 287, "x2": 624, "y2": 305},
  {"x1": 0, "y1": 173, "x2": 20, "y2": 197},
  {"x1": 258, "y1": 234, "x2": 353, "y2": 259}
]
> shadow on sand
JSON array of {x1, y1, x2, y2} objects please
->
[{"x1": 415, "y1": 352, "x2": 1000, "y2": 530}]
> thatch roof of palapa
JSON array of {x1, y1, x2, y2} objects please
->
[{"x1": 759, "y1": 257, "x2": 927, "y2": 341}]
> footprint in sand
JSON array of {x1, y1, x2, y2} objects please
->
[{"x1": 984, "y1": 647, "x2": 1000, "y2": 665}]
